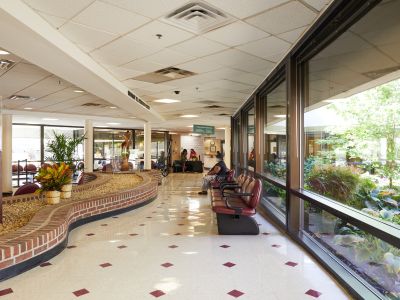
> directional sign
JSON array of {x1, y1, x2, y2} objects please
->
[{"x1": 193, "y1": 124, "x2": 215, "y2": 135}]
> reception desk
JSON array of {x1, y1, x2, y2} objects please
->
[{"x1": 185, "y1": 160, "x2": 203, "y2": 173}]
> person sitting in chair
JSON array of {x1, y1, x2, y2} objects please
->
[{"x1": 198, "y1": 153, "x2": 227, "y2": 195}]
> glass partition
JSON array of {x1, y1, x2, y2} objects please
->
[
  {"x1": 263, "y1": 80, "x2": 287, "y2": 181},
  {"x1": 247, "y1": 107, "x2": 255, "y2": 171},
  {"x1": 93, "y1": 128, "x2": 134, "y2": 170},
  {"x1": 304, "y1": 0, "x2": 400, "y2": 228},
  {"x1": 12, "y1": 125, "x2": 41, "y2": 167}
]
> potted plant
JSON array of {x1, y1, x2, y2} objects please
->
[{"x1": 35, "y1": 163, "x2": 72, "y2": 204}]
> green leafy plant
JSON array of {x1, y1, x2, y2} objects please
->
[
  {"x1": 46, "y1": 131, "x2": 85, "y2": 166},
  {"x1": 35, "y1": 163, "x2": 72, "y2": 192},
  {"x1": 306, "y1": 165, "x2": 360, "y2": 204}
]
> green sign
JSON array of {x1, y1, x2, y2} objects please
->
[{"x1": 193, "y1": 124, "x2": 215, "y2": 135}]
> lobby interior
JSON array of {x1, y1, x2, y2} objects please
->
[{"x1": 0, "y1": 0, "x2": 400, "y2": 299}]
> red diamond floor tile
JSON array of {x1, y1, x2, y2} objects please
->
[
  {"x1": 227, "y1": 289, "x2": 244, "y2": 298},
  {"x1": 177, "y1": 224, "x2": 184, "y2": 226},
  {"x1": 223, "y1": 262, "x2": 236, "y2": 268},
  {"x1": 86, "y1": 233, "x2": 95, "y2": 236},
  {"x1": 262, "y1": 232, "x2": 270, "y2": 235},
  {"x1": 67, "y1": 245, "x2": 77, "y2": 249},
  {"x1": 146, "y1": 217, "x2": 152, "y2": 218},
  {"x1": 100, "y1": 224, "x2": 108, "y2": 226},
  {"x1": 129, "y1": 233, "x2": 138, "y2": 236},
  {"x1": 285, "y1": 261, "x2": 298, "y2": 267},
  {"x1": 112, "y1": 216, "x2": 119, "y2": 219},
  {"x1": 305, "y1": 289, "x2": 322, "y2": 298},
  {"x1": 99, "y1": 263, "x2": 112, "y2": 268},
  {"x1": 73, "y1": 289, "x2": 89, "y2": 297},
  {"x1": 174, "y1": 233, "x2": 181, "y2": 235},
  {"x1": 161, "y1": 262, "x2": 173, "y2": 268},
  {"x1": 117, "y1": 245, "x2": 127, "y2": 249},
  {"x1": 168, "y1": 245, "x2": 178, "y2": 248},
  {"x1": 150, "y1": 290, "x2": 165, "y2": 298},
  {"x1": 139, "y1": 224, "x2": 146, "y2": 226},
  {"x1": 220, "y1": 245, "x2": 230, "y2": 248},
  {"x1": 0, "y1": 288, "x2": 13, "y2": 296},
  {"x1": 40, "y1": 262, "x2": 52, "y2": 267},
  {"x1": 272, "y1": 244, "x2": 281, "y2": 248}
]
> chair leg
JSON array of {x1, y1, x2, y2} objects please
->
[{"x1": 216, "y1": 213, "x2": 260, "y2": 235}]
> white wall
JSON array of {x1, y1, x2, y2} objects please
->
[{"x1": 180, "y1": 135, "x2": 204, "y2": 161}]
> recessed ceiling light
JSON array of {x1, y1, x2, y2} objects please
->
[
  {"x1": 217, "y1": 127, "x2": 225, "y2": 130},
  {"x1": 274, "y1": 114, "x2": 286, "y2": 118},
  {"x1": 96, "y1": 125, "x2": 108, "y2": 128},
  {"x1": 181, "y1": 115, "x2": 198, "y2": 118},
  {"x1": 0, "y1": 50, "x2": 10, "y2": 55},
  {"x1": 24, "y1": 107, "x2": 33, "y2": 110},
  {"x1": 169, "y1": 132, "x2": 177, "y2": 135},
  {"x1": 129, "y1": 116, "x2": 136, "y2": 119},
  {"x1": 107, "y1": 122, "x2": 120, "y2": 125},
  {"x1": 73, "y1": 90, "x2": 84, "y2": 93},
  {"x1": 154, "y1": 99, "x2": 181, "y2": 104},
  {"x1": 109, "y1": 106, "x2": 117, "y2": 109},
  {"x1": 42, "y1": 118, "x2": 59, "y2": 121},
  {"x1": 186, "y1": 125, "x2": 193, "y2": 127}
]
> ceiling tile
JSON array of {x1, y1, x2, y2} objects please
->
[
  {"x1": 23, "y1": 0, "x2": 95, "y2": 19},
  {"x1": 126, "y1": 20, "x2": 194, "y2": 48},
  {"x1": 204, "y1": 21, "x2": 269, "y2": 46},
  {"x1": 141, "y1": 49, "x2": 194, "y2": 67},
  {"x1": 37, "y1": 12, "x2": 67, "y2": 28},
  {"x1": 90, "y1": 37, "x2": 160, "y2": 66},
  {"x1": 176, "y1": 58, "x2": 222, "y2": 74},
  {"x1": 103, "y1": 65, "x2": 145, "y2": 81},
  {"x1": 122, "y1": 59, "x2": 166, "y2": 73},
  {"x1": 60, "y1": 22, "x2": 117, "y2": 52},
  {"x1": 277, "y1": 26, "x2": 307, "y2": 43},
  {"x1": 100, "y1": 0, "x2": 188, "y2": 19},
  {"x1": 204, "y1": 0, "x2": 288, "y2": 19},
  {"x1": 303, "y1": 0, "x2": 332, "y2": 11},
  {"x1": 72, "y1": 1, "x2": 150, "y2": 35},
  {"x1": 170, "y1": 36, "x2": 227, "y2": 58},
  {"x1": 205, "y1": 49, "x2": 265, "y2": 68},
  {"x1": 246, "y1": 1, "x2": 316, "y2": 35},
  {"x1": 18, "y1": 76, "x2": 72, "y2": 99},
  {"x1": 237, "y1": 36, "x2": 291, "y2": 60}
]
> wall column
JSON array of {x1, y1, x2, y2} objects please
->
[
  {"x1": 224, "y1": 126, "x2": 231, "y2": 169},
  {"x1": 84, "y1": 120, "x2": 93, "y2": 172},
  {"x1": 144, "y1": 122, "x2": 151, "y2": 170},
  {"x1": 2, "y1": 114, "x2": 12, "y2": 193}
]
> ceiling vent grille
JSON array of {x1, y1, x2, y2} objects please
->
[
  {"x1": 0, "y1": 59, "x2": 15, "y2": 70},
  {"x1": 132, "y1": 67, "x2": 196, "y2": 83},
  {"x1": 82, "y1": 102, "x2": 102, "y2": 107},
  {"x1": 163, "y1": 2, "x2": 234, "y2": 34},
  {"x1": 205, "y1": 105, "x2": 223, "y2": 109},
  {"x1": 9, "y1": 95, "x2": 35, "y2": 101}
]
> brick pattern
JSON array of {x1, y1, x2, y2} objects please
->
[{"x1": 0, "y1": 171, "x2": 159, "y2": 272}]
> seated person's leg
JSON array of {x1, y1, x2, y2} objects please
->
[{"x1": 198, "y1": 175, "x2": 215, "y2": 194}]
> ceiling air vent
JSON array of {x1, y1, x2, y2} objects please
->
[
  {"x1": 205, "y1": 105, "x2": 223, "y2": 109},
  {"x1": 363, "y1": 66, "x2": 400, "y2": 79},
  {"x1": 0, "y1": 59, "x2": 15, "y2": 70},
  {"x1": 133, "y1": 67, "x2": 196, "y2": 84},
  {"x1": 163, "y1": 1, "x2": 234, "y2": 34},
  {"x1": 128, "y1": 90, "x2": 150, "y2": 110},
  {"x1": 82, "y1": 102, "x2": 102, "y2": 107},
  {"x1": 9, "y1": 95, "x2": 34, "y2": 101}
]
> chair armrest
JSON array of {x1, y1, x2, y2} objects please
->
[
  {"x1": 224, "y1": 198, "x2": 243, "y2": 215},
  {"x1": 224, "y1": 192, "x2": 253, "y2": 197}
]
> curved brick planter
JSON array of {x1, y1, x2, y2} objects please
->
[{"x1": 0, "y1": 171, "x2": 159, "y2": 281}]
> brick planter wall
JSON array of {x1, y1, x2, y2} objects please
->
[{"x1": 0, "y1": 172, "x2": 159, "y2": 280}]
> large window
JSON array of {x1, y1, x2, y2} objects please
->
[
  {"x1": 247, "y1": 107, "x2": 255, "y2": 171},
  {"x1": 44, "y1": 126, "x2": 84, "y2": 164},
  {"x1": 263, "y1": 80, "x2": 287, "y2": 180},
  {"x1": 12, "y1": 125, "x2": 41, "y2": 166},
  {"x1": 151, "y1": 132, "x2": 166, "y2": 160},
  {"x1": 93, "y1": 128, "x2": 134, "y2": 170},
  {"x1": 304, "y1": 0, "x2": 400, "y2": 229}
]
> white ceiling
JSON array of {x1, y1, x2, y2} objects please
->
[{"x1": 0, "y1": 0, "x2": 332, "y2": 131}]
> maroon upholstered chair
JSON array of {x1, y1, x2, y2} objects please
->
[
  {"x1": 212, "y1": 178, "x2": 262, "y2": 235},
  {"x1": 13, "y1": 183, "x2": 40, "y2": 196},
  {"x1": 12, "y1": 164, "x2": 23, "y2": 173},
  {"x1": 24, "y1": 164, "x2": 37, "y2": 173}
]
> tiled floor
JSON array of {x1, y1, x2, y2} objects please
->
[{"x1": 0, "y1": 173, "x2": 351, "y2": 299}]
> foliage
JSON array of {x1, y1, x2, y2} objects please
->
[
  {"x1": 362, "y1": 188, "x2": 400, "y2": 222},
  {"x1": 306, "y1": 165, "x2": 360, "y2": 204},
  {"x1": 46, "y1": 131, "x2": 85, "y2": 166},
  {"x1": 35, "y1": 163, "x2": 72, "y2": 192},
  {"x1": 354, "y1": 234, "x2": 400, "y2": 266},
  {"x1": 264, "y1": 161, "x2": 286, "y2": 179},
  {"x1": 331, "y1": 80, "x2": 400, "y2": 187}
]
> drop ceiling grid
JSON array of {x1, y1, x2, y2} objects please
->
[{"x1": 17, "y1": 0, "x2": 333, "y2": 128}]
